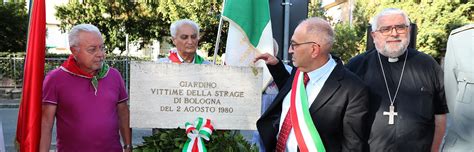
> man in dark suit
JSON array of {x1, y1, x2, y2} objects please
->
[{"x1": 255, "y1": 17, "x2": 369, "y2": 152}]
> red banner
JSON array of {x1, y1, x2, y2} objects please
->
[{"x1": 15, "y1": 0, "x2": 46, "y2": 151}]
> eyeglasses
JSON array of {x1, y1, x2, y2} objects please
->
[
  {"x1": 376, "y1": 24, "x2": 409, "y2": 36},
  {"x1": 290, "y1": 41, "x2": 319, "y2": 50}
]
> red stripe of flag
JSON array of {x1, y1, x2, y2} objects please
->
[
  {"x1": 192, "y1": 137, "x2": 199, "y2": 152},
  {"x1": 15, "y1": 0, "x2": 46, "y2": 151},
  {"x1": 290, "y1": 70, "x2": 309, "y2": 151}
]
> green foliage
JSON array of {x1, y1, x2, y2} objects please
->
[
  {"x1": 329, "y1": 0, "x2": 371, "y2": 62},
  {"x1": 300, "y1": 1, "x2": 472, "y2": 63},
  {"x1": 156, "y1": 0, "x2": 227, "y2": 56},
  {"x1": 0, "y1": 2, "x2": 28, "y2": 53},
  {"x1": 352, "y1": 0, "x2": 473, "y2": 61},
  {"x1": 134, "y1": 129, "x2": 257, "y2": 152},
  {"x1": 55, "y1": 1, "x2": 227, "y2": 56},
  {"x1": 3, "y1": 0, "x2": 27, "y2": 2},
  {"x1": 55, "y1": 2, "x2": 166, "y2": 55},
  {"x1": 0, "y1": 53, "x2": 24, "y2": 85},
  {"x1": 332, "y1": 23, "x2": 364, "y2": 62},
  {"x1": 308, "y1": 0, "x2": 326, "y2": 18}
]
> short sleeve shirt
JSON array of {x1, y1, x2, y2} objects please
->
[{"x1": 42, "y1": 67, "x2": 128, "y2": 152}]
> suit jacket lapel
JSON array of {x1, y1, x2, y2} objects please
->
[
  {"x1": 261, "y1": 70, "x2": 295, "y2": 118},
  {"x1": 309, "y1": 63, "x2": 344, "y2": 113},
  {"x1": 261, "y1": 59, "x2": 346, "y2": 117}
]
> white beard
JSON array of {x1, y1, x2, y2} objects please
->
[{"x1": 375, "y1": 37, "x2": 410, "y2": 58}]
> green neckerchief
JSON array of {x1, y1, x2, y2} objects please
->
[
  {"x1": 169, "y1": 51, "x2": 205, "y2": 64},
  {"x1": 194, "y1": 54, "x2": 204, "y2": 64},
  {"x1": 91, "y1": 63, "x2": 109, "y2": 95}
]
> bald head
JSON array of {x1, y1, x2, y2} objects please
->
[
  {"x1": 290, "y1": 17, "x2": 334, "y2": 72},
  {"x1": 299, "y1": 17, "x2": 334, "y2": 53}
]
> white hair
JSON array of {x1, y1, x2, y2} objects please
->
[
  {"x1": 370, "y1": 8, "x2": 411, "y2": 32},
  {"x1": 170, "y1": 19, "x2": 200, "y2": 38},
  {"x1": 68, "y1": 24, "x2": 101, "y2": 47}
]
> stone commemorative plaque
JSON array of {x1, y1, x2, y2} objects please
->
[{"x1": 130, "y1": 62, "x2": 262, "y2": 130}]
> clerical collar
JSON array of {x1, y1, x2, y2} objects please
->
[
  {"x1": 380, "y1": 50, "x2": 409, "y2": 63},
  {"x1": 388, "y1": 57, "x2": 398, "y2": 62}
]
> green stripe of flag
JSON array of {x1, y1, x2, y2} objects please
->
[
  {"x1": 223, "y1": 0, "x2": 270, "y2": 47},
  {"x1": 182, "y1": 140, "x2": 191, "y2": 152},
  {"x1": 299, "y1": 73, "x2": 326, "y2": 152},
  {"x1": 195, "y1": 117, "x2": 203, "y2": 129},
  {"x1": 200, "y1": 138, "x2": 207, "y2": 152}
]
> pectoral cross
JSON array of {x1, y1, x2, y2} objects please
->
[{"x1": 383, "y1": 105, "x2": 397, "y2": 125}]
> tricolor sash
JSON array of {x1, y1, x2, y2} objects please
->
[
  {"x1": 290, "y1": 69, "x2": 325, "y2": 152},
  {"x1": 182, "y1": 117, "x2": 214, "y2": 152}
]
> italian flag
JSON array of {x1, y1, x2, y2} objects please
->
[{"x1": 222, "y1": 0, "x2": 274, "y2": 90}]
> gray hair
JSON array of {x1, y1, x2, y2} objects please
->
[
  {"x1": 170, "y1": 19, "x2": 200, "y2": 38},
  {"x1": 301, "y1": 17, "x2": 335, "y2": 50},
  {"x1": 371, "y1": 8, "x2": 410, "y2": 32},
  {"x1": 68, "y1": 24, "x2": 101, "y2": 47}
]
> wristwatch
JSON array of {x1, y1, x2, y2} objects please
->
[{"x1": 123, "y1": 144, "x2": 132, "y2": 150}]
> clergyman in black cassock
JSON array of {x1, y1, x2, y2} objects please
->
[{"x1": 345, "y1": 8, "x2": 449, "y2": 152}]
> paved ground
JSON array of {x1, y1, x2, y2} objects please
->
[
  {"x1": 0, "y1": 98, "x2": 20, "y2": 152},
  {"x1": 0, "y1": 99, "x2": 18, "y2": 109}
]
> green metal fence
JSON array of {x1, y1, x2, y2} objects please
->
[{"x1": 0, "y1": 57, "x2": 130, "y2": 89}]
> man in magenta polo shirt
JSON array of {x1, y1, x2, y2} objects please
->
[{"x1": 40, "y1": 24, "x2": 131, "y2": 152}]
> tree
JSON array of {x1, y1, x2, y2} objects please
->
[
  {"x1": 332, "y1": 23, "x2": 365, "y2": 62},
  {"x1": 308, "y1": 0, "x2": 325, "y2": 18},
  {"x1": 306, "y1": 1, "x2": 472, "y2": 62},
  {"x1": 55, "y1": 1, "x2": 227, "y2": 56},
  {"x1": 308, "y1": 1, "x2": 367, "y2": 62},
  {"x1": 55, "y1": 2, "x2": 166, "y2": 55},
  {"x1": 155, "y1": 0, "x2": 227, "y2": 56},
  {"x1": 352, "y1": 0, "x2": 473, "y2": 61},
  {"x1": 0, "y1": 2, "x2": 28, "y2": 52}
]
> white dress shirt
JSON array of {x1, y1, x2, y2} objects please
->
[{"x1": 278, "y1": 56, "x2": 336, "y2": 151}]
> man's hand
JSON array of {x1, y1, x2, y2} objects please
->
[
  {"x1": 254, "y1": 53, "x2": 279, "y2": 66},
  {"x1": 123, "y1": 146, "x2": 132, "y2": 152}
]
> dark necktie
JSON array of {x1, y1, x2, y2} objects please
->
[{"x1": 275, "y1": 72, "x2": 309, "y2": 152}]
